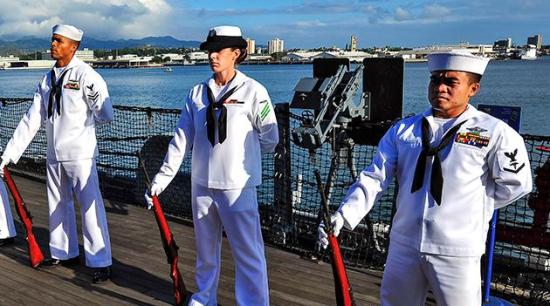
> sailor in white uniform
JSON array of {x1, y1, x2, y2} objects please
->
[
  {"x1": 318, "y1": 51, "x2": 533, "y2": 306},
  {"x1": 0, "y1": 24, "x2": 113, "y2": 282},
  {"x1": 145, "y1": 25, "x2": 278, "y2": 306},
  {"x1": 0, "y1": 147, "x2": 16, "y2": 246}
]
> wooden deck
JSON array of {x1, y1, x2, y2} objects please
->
[{"x1": 0, "y1": 174, "x2": 385, "y2": 305}]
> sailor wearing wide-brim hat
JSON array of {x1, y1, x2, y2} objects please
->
[
  {"x1": 0, "y1": 24, "x2": 113, "y2": 282},
  {"x1": 318, "y1": 50, "x2": 532, "y2": 306},
  {"x1": 146, "y1": 25, "x2": 278, "y2": 306},
  {"x1": 199, "y1": 25, "x2": 248, "y2": 51}
]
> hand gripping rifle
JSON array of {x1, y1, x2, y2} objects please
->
[
  {"x1": 139, "y1": 158, "x2": 188, "y2": 305},
  {"x1": 315, "y1": 170, "x2": 356, "y2": 306},
  {"x1": 2, "y1": 167, "x2": 44, "y2": 268}
]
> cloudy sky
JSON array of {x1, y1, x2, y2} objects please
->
[{"x1": 0, "y1": 0, "x2": 548, "y2": 48}]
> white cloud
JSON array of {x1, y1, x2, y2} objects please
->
[
  {"x1": 394, "y1": 7, "x2": 412, "y2": 21},
  {"x1": 294, "y1": 20, "x2": 328, "y2": 28},
  {"x1": 423, "y1": 4, "x2": 451, "y2": 18},
  {"x1": 0, "y1": 0, "x2": 172, "y2": 39}
]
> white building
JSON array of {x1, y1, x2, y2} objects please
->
[
  {"x1": 161, "y1": 53, "x2": 185, "y2": 61},
  {"x1": 42, "y1": 48, "x2": 95, "y2": 62},
  {"x1": 6, "y1": 60, "x2": 56, "y2": 69},
  {"x1": 187, "y1": 51, "x2": 209, "y2": 62},
  {"x1": 246, "y1": 38, "x2": 256, "y2": 55},
  {"x1": 268, "y1": 38, "x2": 284, "y2": 54},
  {"x1": 0, "y1": 55, "x2": 20, "y2": 69},
  {"x1": 283, "y1": 50, "x2": 372, "y2": 63}
]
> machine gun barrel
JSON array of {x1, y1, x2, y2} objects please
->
[{"x1": 290, "y1": 63, "x2": 365, "y2": 150}]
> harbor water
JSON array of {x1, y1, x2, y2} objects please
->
[{"x1": 1, "y1": 56, "x2": 549, "y2": 135}]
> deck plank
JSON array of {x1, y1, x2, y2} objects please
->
[{"x1": 0, "y1": 174, "x2": 386, "y2": 305}]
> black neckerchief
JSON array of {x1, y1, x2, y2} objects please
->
[
  {"x1": 205, "y1": 74, "x2": 240, "y2": 146},
  {"x1": 48, "y1": 68, "x2": 70, "y2": 119},
  {"x1": 410, "y1": 117, "x2": 467, "y2": 205}
]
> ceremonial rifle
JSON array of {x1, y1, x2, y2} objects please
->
[
  {"x1": 139, "y1": 158, "x2": 188, "y2": 305},
  {"x1": 2, "y1": 167, "x2": 44, "y2": 268},
  {"x1": 315, "y1": 170, "x2": 356, "y2": 306}
]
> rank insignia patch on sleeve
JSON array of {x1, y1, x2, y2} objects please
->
[
  {"x1": 503, "y1": 148, "x2": 525, "y2": 173},
  {"x1": 260, "y1": 101, "x2": 271, "y2": 121}
]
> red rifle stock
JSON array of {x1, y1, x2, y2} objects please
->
[
  {"x1": 315, "y1": 170, "x2": 356, "y2": 306},
  {"x1": 140, "y1": 159, "x2": 188, "y2": 305},
  {"x1": 151, "y1": 195, "x2": 187, "y2": 305},
  {"x1": 2, "y1": 167, "x2": 44, "y2": 268}
]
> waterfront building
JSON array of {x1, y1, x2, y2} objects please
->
[
  {"x1": 0, "y1": 55, "x2": 20, "y2": 69},
  {"x1": 246, "y1": 38, "x2": 256, "y2": 55},
  {"x1": 282, "y1": 51, "x2": 320, "y2": 62},
  {"x1": 160, "y1": 53, "x2": 185, "y2": 62},
  {"x1": 268, "y1": 38, "x2": 284, "y2": 54},
  {"x1": 6, "y1": 60, "x2": 56, "y2": 69},
  {"x1": 527, "y1": 34, "x2": 543, "y2": 50},
  {"x1": 396, "y1": 43, "x2": 495, "y2": 60},
  {"x1": 282, "y1": 50, "x2": 373, "y2": 63},
  {"x1": 187, "y1": 51, "x2": 209, "y2": 63},
  {"x1": 42, "y1": 48, "x2": 95, "y2": 62},
  {"x1": 247, "y1": 55, "x2": 272, "y2": 63},
  {"x1": 494, "y1": 38, "x2": 512, "y2": 49}
]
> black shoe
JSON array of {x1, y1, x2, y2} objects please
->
[
  {"x1": 42, "y1": 256, "x2": 80, "y2": 267},
  {"x1": 92, "y1": 266, "x2": 111, "y2": 283},
  {"x1": 0, "y1": 237, "x2": 14, "y2": 246}
]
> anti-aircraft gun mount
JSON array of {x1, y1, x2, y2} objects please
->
[
  {"x1": 288, "y1": 57, "x2": 404, "y2": 259},
  {"x1": 290, "y1": 57, "x2": 404, "y2": 151}
]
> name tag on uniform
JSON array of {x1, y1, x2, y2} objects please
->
[
  {"x1": 64, "y1": 80, "x2": 80, "y2": 90},
  {"x1": 223, "y1": 99, "x2": 244, "y2": 105}
]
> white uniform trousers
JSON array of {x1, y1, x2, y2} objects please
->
[
  {"x1": 381, "y1": 241, "x2": 481, "y2": 306},
  {"x1": 0, "y1": 180, "x2": 16, "y2": 239},
  {"x1": 188, "y1": 183, "x2": 269, "y2": 306},
  {"x1": 46, "y1": 159, "x2": 112, "y2": 267}
]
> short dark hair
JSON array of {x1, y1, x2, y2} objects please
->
[
  {"x1": 465, "y1": 72, "x2": 482, "y2": 84},
  {"x1": 233, "y1": 48, "x2": 247, "y2": 64}
]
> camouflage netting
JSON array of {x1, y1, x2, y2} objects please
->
[{"x1": 1, "y1": 97, "x2": 548, "y2": 305}]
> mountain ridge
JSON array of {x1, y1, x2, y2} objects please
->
[{"x1": 0, "y1": 35, "x2": 201, "y2": 55}]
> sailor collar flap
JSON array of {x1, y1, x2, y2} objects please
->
[
  {"x1": 48, "y1": 56, "x2": 84, "y2": 88},
  {"x1": 205, "y1": 70, "x2": 248, "y2": 103},
  {"x1": 422, "y1": 105, "x2": 478, "y2": 135}
]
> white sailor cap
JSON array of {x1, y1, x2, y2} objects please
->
[
  {"x1": 200, "y1": 25, "x2": 247, "y2": 51},
  {"x1": 427, "y1": 51, "x2": 490, "y2": 76},
  {"x1": 52, "y1": 24, "x2": 83, "y2": 42}
]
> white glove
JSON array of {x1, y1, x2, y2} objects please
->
[
  {"x1": 318, "y1": 211, "x2": 345, "y2": 250},
  {"x1": 144, "y1": 183, "x2": 163, "y2": 210},
  {"x1": 0, "y1": 158, "x2": 9, "y2": 178}
]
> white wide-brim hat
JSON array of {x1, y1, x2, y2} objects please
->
[
  {"x1": 427, "y1": 51, "x2": 490, "y2": 76},
  {"x1": 52, "y1": 24, "x2": 83, "y2": 42}
]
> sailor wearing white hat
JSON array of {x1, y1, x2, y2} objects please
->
[
  {"x1": 52, "y1": 24, "x2": 83, "y2": 42},
  {"x1": 0, "y1": 24, "x2": 113, "y2": 282},
  {"x1": 319, "y1": 51, "x2": 532, "y2": 305},
  {"x1": 0, "y1": 145, "x2": 16, "y2": 247},
  {"x1": 146, "y1": 25, "x2": 277, "y2": 306}
]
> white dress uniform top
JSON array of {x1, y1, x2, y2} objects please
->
[
  {"x1": 1, "y1": 54, "x2": 113, "y2": 267},
  {"x1": 334, "y1": 52, "x2": 532, "y2": 306},
  {"x1": 340, "y1": 106, "x2": 532, "y2": 255},
  {"x1": 151, "y1": 69, "x2": 278, "y2": 306},
  {"x1": 0, "y1": 146, "x2": 16, "y2": 240}
]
